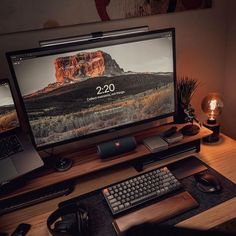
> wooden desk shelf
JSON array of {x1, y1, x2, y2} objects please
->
[{"x1": 0, "y1": 124, "x2": 212, "y2": 200}]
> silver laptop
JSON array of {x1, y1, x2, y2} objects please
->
[{"x1": 0, "y1": 79, "x2": 44, "y2": 186}]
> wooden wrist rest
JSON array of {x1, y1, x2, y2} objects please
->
[{"x1": 113, "y1": 191, "x2": 198, "y2": 234}]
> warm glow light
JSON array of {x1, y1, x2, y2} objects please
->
[
  {"x1": 209, "y1": 99, "x2": 217, "y2": 120},
  {"x1": 209, "y1": 99, "x2": 217, "y2": 111}
]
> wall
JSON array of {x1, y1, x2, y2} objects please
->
[
  {"x1": 0, "y1": 1, "x2": 229, "y2": 138},
  {"x1": 221, "y1": 0, "x2": 236, "y2": 139}
]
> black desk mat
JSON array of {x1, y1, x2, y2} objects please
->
[{"x1": 59, "y1": 156, "x2": 236, "y2": 236}]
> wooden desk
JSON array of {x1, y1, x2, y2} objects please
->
[{"x1": 1, "y1": 133, "x2": 236, "y2": 235}]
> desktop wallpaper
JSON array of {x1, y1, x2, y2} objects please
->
[
  {"x1": 0, "y1": 82, "x2": 19, "y2": 133},
  {"x1": 13, "y1": 37, "x2": 175, "y2": 147}
]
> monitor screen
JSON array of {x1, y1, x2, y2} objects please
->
[
  {"x1": 7, "y1": 28, "x2": 176, "y2": 149},
  {"x1": 0, "y1": 80, "x2": 20, "y2": 134}
]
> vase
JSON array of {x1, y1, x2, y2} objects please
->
[{"x1": 174, "y1": 103, "x2": 188, "y2": 124}]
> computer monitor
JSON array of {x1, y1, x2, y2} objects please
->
[
  {"x1": 6, "y1": 28, "x2": 176, "y2": 150},
  {"x1": 0, "y1": 79, "x2": 20, "y2": 134}
]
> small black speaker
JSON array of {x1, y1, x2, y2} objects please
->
[{"x1": 97, "y1": 136, "x2": 137, "y2": 159}]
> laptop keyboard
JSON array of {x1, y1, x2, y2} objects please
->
[{"x1": 0, "y1": 135, "x2": 24, "y2": 160}]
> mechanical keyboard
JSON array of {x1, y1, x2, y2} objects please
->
[
  {"x1": 0, "y1": 180, "x2": 74, "y2": 215},
  {"x1": 0, "y1": 135, "x2": 23, "y2": 160},
  {"x1": 102, "y1": 166, "x2": 181, "y2": 215}
]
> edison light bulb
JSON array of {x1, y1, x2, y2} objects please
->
[{"x1": 201, "y1": 93, "x2": 223, "y2": 123}]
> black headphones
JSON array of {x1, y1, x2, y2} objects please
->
[{"x1": 47, "y1": 203, "x2": 89, "y2": 236}]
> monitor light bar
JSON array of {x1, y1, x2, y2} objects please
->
[{"x1": 39, "y1": 26, "x2": 149, "y2": 47}]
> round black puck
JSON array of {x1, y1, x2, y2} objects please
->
[{"x1": 53, "y1": 158, "x2": 73, "y2": 172}]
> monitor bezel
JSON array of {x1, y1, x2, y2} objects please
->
[{"x1": 6, "y1": 27, "x2": 177, "y2": 150}]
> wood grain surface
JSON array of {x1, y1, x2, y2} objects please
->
[
  {"x1": 1, "y1": 130, "x2": 236, "y2": 235},
  {"x1": 0, "y1": 124, "x2": 211, "y2": 200},
  {"x1": 113, "y1": 191, "x2": 199, "y2": 234}
]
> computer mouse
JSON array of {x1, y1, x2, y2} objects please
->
[{"x1": 194, "y1": 172, "x2": 222, "y2": 193}]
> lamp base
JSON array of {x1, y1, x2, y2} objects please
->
[
  {"x1": 202, "y1": 121, "x2": 220, "y2": 143},
  {"x1": 180, "y1": 124, "x2": 200, "y2": 136}
]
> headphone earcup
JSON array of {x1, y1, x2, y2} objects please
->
[
  {"x1": 77, "y1": 207, "x2": 89, "y2": 235},
  {"x1": 76, "y1": 211, "x2": 82, "y2": 234},
  {"x1": 47, "y1": 203, "x2": 89, "y2": 236},
  {"x1": 54, "y1": 219, "x2": 74, "y2": 234}
]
